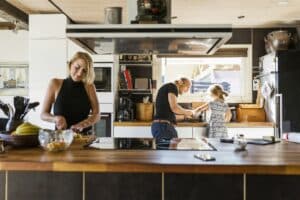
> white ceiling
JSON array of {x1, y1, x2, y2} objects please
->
[
  {"x1": 5, "y1": 0, "x2": 300, "y2": 27},
  {"x1": 171, "y1": 0, "x2": 300, "y2": 27}
]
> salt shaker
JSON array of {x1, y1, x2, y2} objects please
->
[{"x1": 235, "y1": 134, "x2": 247, "y2": 151}]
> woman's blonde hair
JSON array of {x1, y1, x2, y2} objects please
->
[
  {"x1": 208, "y1": 84, "x2": 228, "y2": 101},
  {"x1": 68, "y1": 52, "x2": 95, "y2": 84}
]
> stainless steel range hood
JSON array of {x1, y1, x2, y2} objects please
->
[{"x1": 66, "y1": 24, "x2": 232, "y2": 55}]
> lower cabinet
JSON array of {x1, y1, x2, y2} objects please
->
[
  {"x1": 176, "y1": 127, "x2": 193, "y2": 138},
  {"x1": 0, "y1": 172, "x2": 4, "y2": 200},
  {"x1": 247, "y1": 175, "x2": 300, "y2": 200},
  {"x1": 114, "y1": 126, "x2": 152, "y2": 138},
  {"x1": 85, "y1": 173, "x2": 161, "y2": 200},
  {"x1": 227, "y1": 127, "x2": 274, "y2": 139},
  {"x1": 114, "y1": 126, "x2": 193, "y2": 138},
  {"x1": 7, "y1": 171, "x2": 82, "y2": 200},
  {"x1": 114, "y1": 126, "x2": 274, "y2": 139},
  {"x1": 164, "y1": 174, "x2": 243, "y2": 200}
]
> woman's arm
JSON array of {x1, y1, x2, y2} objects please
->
[
  {"x1": 71, "y1": 84, "x2": 100, "y2": 132},
  {"x1": 168, "y1": 93, "x2": 193, "y2": 117},
  {"x1": 40, "y1": 79, "x2": 67, "y2": 130}
]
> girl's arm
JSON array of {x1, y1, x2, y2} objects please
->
[{"x1": 225, "y1": 108, "x2": 232, "y2": 122}]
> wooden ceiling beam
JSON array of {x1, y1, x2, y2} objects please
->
[
  {"x1": 0, "y1": 1, "x2": 28, "y2": 29},
  {"x1": 0, "y1": 22, "x2": 16, "y2": 30}
]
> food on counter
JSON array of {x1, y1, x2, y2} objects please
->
[
  {"x1": 73, "y1": 132, "x2": 83, "y2": 139},
  {"x1": 14, "y1": 122, "x2": 40, "y2": 135},
  {"x1": 46, "y1": 141, "x2": 66, "y2": 152}
]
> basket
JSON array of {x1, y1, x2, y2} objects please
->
[{"x1": 136, "y1": 103, "x2": 153, "y2": 121}]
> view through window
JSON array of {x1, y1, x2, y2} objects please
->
[{"x1": 160, "y1": 56, "x2": 252, "y2": 103}]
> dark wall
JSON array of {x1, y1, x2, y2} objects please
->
[{"x1": 228, "y1": 27, "x2": 298, "y2": 102}]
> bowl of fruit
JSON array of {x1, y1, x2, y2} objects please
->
[
  {"x1": 0, "y1": 122, "x2": 40, "y2": 147},
  {"x1": 38, "y1": 129, "x2": 74, "y2": 152}
]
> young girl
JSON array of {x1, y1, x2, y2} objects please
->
[{"x1": 196, "y1": 84, "x2": 232, "y2": 138}]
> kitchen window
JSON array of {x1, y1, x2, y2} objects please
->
[{"x1": 155, "y1": 45, "x2": 252, "y2": 103}]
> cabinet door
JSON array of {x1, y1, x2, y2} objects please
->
[
  {"x1": 114, "y1": 126, "x2": 152, "y2": 138},
  {"x1": 193, "y1": 127, "x2": 208, "y2": 138},
  {"x1": 175, "y1": 127, "x2": 193, "y2": 138},
  {"x1": 227, "y1": 128, "x2": 274, "y2": 139}
]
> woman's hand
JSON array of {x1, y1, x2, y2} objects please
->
[{"x1": 54, "y1": 115, "x2": 67, "y2": 130}]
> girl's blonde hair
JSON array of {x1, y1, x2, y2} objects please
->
[
  {"x1": 208, "y1": 84, "x2": 228, "y2": 101},
  {"x1": 68, "y1": 52, "x2": 95, "y2": 84}
]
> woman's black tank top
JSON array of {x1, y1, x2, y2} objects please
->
[{"x1": 53, "y1": 77, "x2": 91, "y2": 129}]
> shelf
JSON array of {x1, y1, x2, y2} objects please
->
[
  {"x1": 118, "y1": 89, "x2": 152, "y2": 94},
  {"x1": 119, "y1": 62, "x2": 152, "y2": 66}
]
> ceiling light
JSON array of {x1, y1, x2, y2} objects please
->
[{"x1": 237, "y1": 16, "x2": 245, "y2": 19}]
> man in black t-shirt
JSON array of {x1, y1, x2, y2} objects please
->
[{"x1": 151, "y1": 77, "x2": 195, "y2": 148}]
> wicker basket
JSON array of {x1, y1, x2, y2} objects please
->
[{"x1": 136, "y1": 103, "x2": 153, "y2": 121}]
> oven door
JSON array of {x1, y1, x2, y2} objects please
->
[{"x1": 94, "y1": 113, "x2": 112, "y2": 137}]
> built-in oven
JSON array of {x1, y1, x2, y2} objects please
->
[
  {"x1": 93, "y1": 112, "x2": 112, "y2": 137},
  {"x1": 94, "y1": 62, "x2": 114, "y2": 104}
]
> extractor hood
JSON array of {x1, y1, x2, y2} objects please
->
[{"x1": 66, "y1": 24, "x2": 232, "y2": 55}]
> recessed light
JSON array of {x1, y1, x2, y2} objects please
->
[{"x1": 237, "y1": 16, "x2": 245, "y2": 19}]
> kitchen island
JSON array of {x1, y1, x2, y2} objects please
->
[{"x1": 0, "y1": 139, "x2": 300, "y2": 200}]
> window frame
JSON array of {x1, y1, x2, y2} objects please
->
[{"x1": 156, "y1": 44, "x2": 253, "y2": 103}]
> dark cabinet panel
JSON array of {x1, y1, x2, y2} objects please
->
[
  {"x1": 8, "y1": 171, "x2": 82, "y2": 200},
  {"x1": 85, "y1": 173, "x2": 161, "y2": 200},
  {"x1": 228, "y1": 28, "x2": 252, "y2": 44},
  {"x1": 165, "y1": 174, "x2": 243, "y2": 200},
  {"x1": 247, "y1": 175, "x2": 300, "y2": 200},
  {"x1": 0, "y1": 171, "x2": 4, "y2": 200}
]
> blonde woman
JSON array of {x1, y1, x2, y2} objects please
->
[
  {"x1": 196, "y1": 84, "x2": 232, "y2": 138},
  {"x1": 152, "y1": 77, "x2": 195, "y2": 144},
  {"x1": 41, "y1": 52, "x2": 100, "y2": 132}
]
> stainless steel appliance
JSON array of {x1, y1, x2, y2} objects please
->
[
  {"x1": 93, "y1": 113, "x2": 112, "y2": 137},
  {"x1": 259, "y1": 50, "x2": 300, "y2": 137},
  {"x1": 94, "y1": 62, "x2": 114, "y2": 105},
  {"x1": 66, "y1": 24, "x2": 232, "y2": 55},
  {"x1": 94, "y1": 62, "x2": 112, "y2": 92}
]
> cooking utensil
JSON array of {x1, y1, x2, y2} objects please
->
[
  {"x1": 265, "y1": 30, "x2": 292, "y2": 52},
  {"x1": 20, "y1": 102, "x2": 39, "y2": 120},
  {"x1": 0, "y1": 101, "x2": 10, "y2": 117}
]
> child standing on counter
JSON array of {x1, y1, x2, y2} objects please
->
[{"x1": 195, "y1": 84, "x2": 232, "y2": 138}]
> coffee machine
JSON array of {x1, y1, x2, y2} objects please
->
[{"x1": 117, "y1": 97, "x2": 134, "y2": 121}]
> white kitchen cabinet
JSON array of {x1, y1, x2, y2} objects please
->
[
  {"x1": 114, "y1": 126, "x2": 152, "y2": 138},
  {"x1": 29, "y1": 14, "x2": 67, "y2": 39},
  {"x1": 176, "y1": 127, "x2": 193, "y2": 138},
  {"x1": 113, "y1": 126, "x2": 193, "y2": 138},
  {"x1": 193, "y1": 127, "x2": 208, "y2": 138},
  {"x1": 227, "y1": 127, "x2": 274, "y2": 139}
]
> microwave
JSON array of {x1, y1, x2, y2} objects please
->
[{"x1": 94, "y1": 62, "x2": 114, "y2": 103}]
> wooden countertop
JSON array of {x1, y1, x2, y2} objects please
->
[
  {"x1": 1, "y1": 139, "x2": 300, "y2": 174},
  {"x1": 114, "y1": 121, "x2": 274, "y2": 128}
]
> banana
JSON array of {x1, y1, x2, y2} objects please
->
[{"x1": 15, "y1": 122, "x2": 41, "y2": 135}]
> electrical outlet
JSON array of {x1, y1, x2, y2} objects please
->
[{"x1": 253, "y1": 79, "x2": 259, "y2": 91}]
